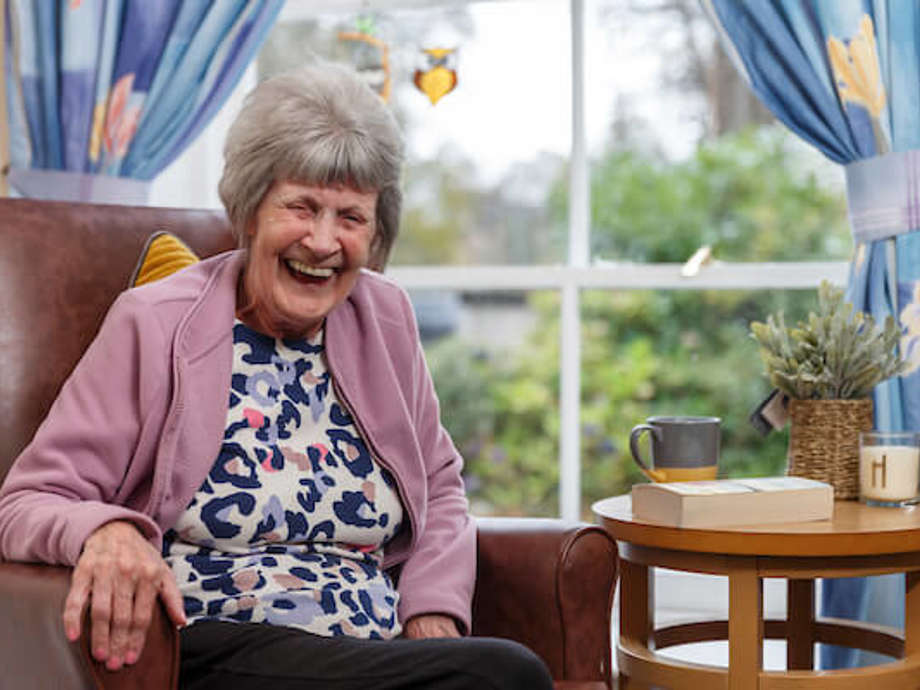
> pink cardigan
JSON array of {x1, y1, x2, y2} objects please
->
[{"x1": 0, "y1": 251, "x2": 475, "y2": 631}]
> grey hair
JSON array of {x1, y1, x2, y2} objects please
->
[{"x1": 218, "y1": 63, "x2": 405, "y2": 268}]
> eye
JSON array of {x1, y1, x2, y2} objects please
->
[{"x1": 286, "y1": 202, "x2": 316, "y2": 217}]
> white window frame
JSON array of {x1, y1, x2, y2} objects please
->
[
  {"x1": 152, "y1": 0, "x2": 851, "y2": 521},
  {"x1": 385, "y1": 0, "x2": 849, "y2": 520}
]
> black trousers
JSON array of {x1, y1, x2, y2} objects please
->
[{"x1": 179, "y1": 620, "x2": 555, "y2": 690}]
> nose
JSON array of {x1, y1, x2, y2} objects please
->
[{"x1": 300, "y1": 211, "x2": 338, "y2": 257}]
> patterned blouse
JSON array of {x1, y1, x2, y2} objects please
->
[{"x1": 163, "y1": 321, "x2": 405, "y2": 639}]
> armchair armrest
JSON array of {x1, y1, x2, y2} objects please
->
[
  {"x1": 472, "y1": 517, "x2": 618, "y2": 688},
  {"x1": 0, "y1": 561, "x2": 179, "y2": 690}
]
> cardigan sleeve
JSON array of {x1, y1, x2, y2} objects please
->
[
  {"x1": 0, "y1": 292, "x2": 165, "y2": 565},
  {"x1": 392, "y1": 292, "x2": 476, "y2": 634}
]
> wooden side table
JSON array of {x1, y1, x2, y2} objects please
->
[{"x1": 593, "y1": 495, "x2": 920, "y2": 689}]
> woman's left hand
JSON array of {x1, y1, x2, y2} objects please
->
[{"x1": 404, "y1": 614, "x2": 460, "y2": 639}]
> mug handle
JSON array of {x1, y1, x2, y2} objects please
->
[{"x1": 629, "y1": 424, "x2": 667, "y2": 482}]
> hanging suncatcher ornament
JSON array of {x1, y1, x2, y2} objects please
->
[
  {"x1": 414, "y1": 48, "x2": 458, "y2": 105},
  {"x1": 338, "y1": 16, "x2": 391, "y2": 102}
]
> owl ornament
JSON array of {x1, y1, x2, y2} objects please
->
[{"x1": 414, "y1": 48, "x2": 458, "y2": 105}]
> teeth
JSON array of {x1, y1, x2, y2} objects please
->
[{"x1": 286, "y1": 259, "x2": 333, "y2": 278}]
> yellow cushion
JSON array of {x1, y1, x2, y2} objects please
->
[{"x1": 130, "y1": 231, "x2": 200, "y2": 287}]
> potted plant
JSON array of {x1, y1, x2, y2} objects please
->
[{"x1": 750, "y1": 281, "x2": 905, "y2": 498}]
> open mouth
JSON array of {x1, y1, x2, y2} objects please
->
[{"x1": 284, "y1": 258, "x2": 335, "y2": 284}]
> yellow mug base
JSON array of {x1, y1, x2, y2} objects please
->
[{"x1": 644, "y1": 466, "x2": 718, "y2": 483}]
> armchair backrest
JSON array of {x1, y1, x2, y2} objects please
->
[{"x1": 0, "y1": 198, "x2": 235, "y2": 483}]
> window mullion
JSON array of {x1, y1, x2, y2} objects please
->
[
  {"x1": 560, "y1": 0, "x2": 588, "y2": 521},
  {"x1": 569, "y1": 0, "x2": 589, "y2": 270}
]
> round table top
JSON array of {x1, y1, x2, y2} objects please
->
[{"x1": 592, "y1": 494, "x2": 920, "y2": 557}]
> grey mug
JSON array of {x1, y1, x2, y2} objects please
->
[{"x1": 629, "y1": 415, "x2": 721, "y2": 482}]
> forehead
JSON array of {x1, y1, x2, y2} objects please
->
[{"x1": 268, "y1": 180, "x2": 378, "y2": 209}]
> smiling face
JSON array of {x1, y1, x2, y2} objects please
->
[{"x1": 238, "y1": 180, "x2": 378, "y2": 339}]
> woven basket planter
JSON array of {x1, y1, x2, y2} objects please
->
[{"x1": 786, "y1": 398, "x2": 874, "y2": 500}]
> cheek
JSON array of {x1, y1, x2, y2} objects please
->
[{"x1": 347, "y1": 231, "x2": 375, "y2": 265}]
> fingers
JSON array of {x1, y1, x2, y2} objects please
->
[
  {"x1": 159, "y1": 573, "x2": 188, "y2": 628},
  {"x1": 122, "y1": 569, "x2": 187, "y2": 666},
  {"x1": 89, "y1": 568, "x2": 114, "y2": 665},
  {"x1": 107, "y1": 563, "x2": 135, "y2": 670},
  {"x1": 125, "y1": 578, "x2": 156, "y2": 665},
  {"x1": 62, "y1": 567, "x2": 92, "y2": 642}
]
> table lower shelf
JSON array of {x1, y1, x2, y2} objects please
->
[
  {"x1": 619, "y1": 626, "x2": 920, "y2": 689},
  {"x1": 650, "y1": 617, "x2": 905, "y2": 658}
]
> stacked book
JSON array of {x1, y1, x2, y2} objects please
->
[{"x1": 630, "y1": 477, "x2": 834, "y2": 528}]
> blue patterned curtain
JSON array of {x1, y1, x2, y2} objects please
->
[
  {"x1": 4, "y1": 0, "x2": 282, "y2": 202},
  {"x1": 703, "y1": 0, "x2": 920, "y2": 669}
]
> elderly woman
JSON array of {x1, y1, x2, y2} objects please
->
[{"x1": 0, "y1": 64, "x2": 553, "y2": 689}]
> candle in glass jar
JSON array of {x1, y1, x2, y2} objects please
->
[{"x1": 859, "y1": 445, "x2": 920, "y2": 502}]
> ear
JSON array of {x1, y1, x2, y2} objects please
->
[
  {"x1": 368, "y1": 232, "x2": 388, "y2": 272},
  {"x1": 239, "y1": 217, "x2": 259, "y2": 250}
]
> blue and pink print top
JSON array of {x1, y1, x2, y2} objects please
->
[{"x1": 163, "y1": 321, "x2": 404, "y2": 639}]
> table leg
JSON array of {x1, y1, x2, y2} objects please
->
[
  {"x1": 906, "y1": 571, "x2": 920, "y2": 658},
  {"x1": 786, "y1": 578, "x2": 814, "y2": 670},
  {"x1": 619, "y1": 558, "x2": 653, "y2": 688},
  {"x1": 728, "y1": 559, "x2": 762, "y2": 689}
]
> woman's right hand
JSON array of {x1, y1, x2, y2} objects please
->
[{"x1": 62, "y1": 520, "x2": 186, "y2": 671}]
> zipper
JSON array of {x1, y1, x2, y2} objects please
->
[
  {"x1": 329, "y1": 372, "x2": 415, "y2": 570},
  {"x1": 148, "y1": 348, "x2": 185, "y2": 521}
]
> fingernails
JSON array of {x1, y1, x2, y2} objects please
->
[
  {"x1": 94, "y1": 647, "x2": 107, "y2": 660},
  {"x1": 124, "y1": 651, "x2": 137, "y2": 665},
  {"x1": 65, "y1": 626, "x2": 78, "y2": 642}
]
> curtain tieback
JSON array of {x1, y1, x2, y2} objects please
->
[
  {"x1": 8, "y1": 168, "x2": 150, "y2": 205},
  {"x1": 846, "y1": 150, "x2": 920, "y2": 243}
]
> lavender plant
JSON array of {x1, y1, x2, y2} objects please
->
[{"x1": 750, "y1": 281, "x2": 905, "y2": 399}]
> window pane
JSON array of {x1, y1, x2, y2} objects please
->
[
  {"x1": 579, "y1": 288, "x2": 820, "y2": 510},
  {"x1": 585, "y1": 0, "x2": 850, "y2": 263},
  {"x1": 258, "y1": 1, "x2": 570, "y2": 266},
  {"x1": 417, "y1": 289, "x2": 559, "y2": 517}
]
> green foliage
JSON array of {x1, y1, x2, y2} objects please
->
[
  {"x1": 393, "y1": 152, "x2": 566, "y2": 266},
  {"x1": 751, "y1": 281, "x2": 904, "y2": 399},
  {"x1": 548, "y1": 127, "x2": 850, "y2": 263},
  {"x1": 429, "y1": 289, "x2": 815, "y2": 517},
  {"x1": 391, "y1": 157, "x2": 477, "y2": 264},
  {"x1": 424, "y1": 127, "x2": 851, "y2": 517}
]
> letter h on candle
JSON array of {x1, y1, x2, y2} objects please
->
[{"x1": 872, "y1": 454, "x2": 888, "y2": 488}]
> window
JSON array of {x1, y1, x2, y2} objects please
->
[{"x1": 149, "y1": 0, "x2": 851, "y2": 522}]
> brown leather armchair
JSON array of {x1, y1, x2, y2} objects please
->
[{"x1": 0, "y1": 198, "x2": 618, "y2": 689}]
